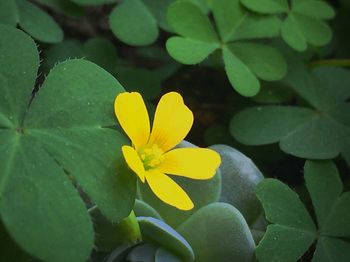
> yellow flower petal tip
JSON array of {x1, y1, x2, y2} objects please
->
[{"x1": 115, "y1": 91, "x2": 219, "y2": 211}]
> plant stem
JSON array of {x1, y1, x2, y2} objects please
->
[{"x1": 309, "y1": 59, "x2": 350, "y2": 68}]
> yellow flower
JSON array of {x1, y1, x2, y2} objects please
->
[{"x1": 114, "y1": 92, "x2": 221, "y2": 210}]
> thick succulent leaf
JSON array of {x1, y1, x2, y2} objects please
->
[
  {"x1": 0, "y1": 137, "x2": 94, "y2": 262},
  {"x1": 109, "y1": 0, "x2": 158, "y2": 46},
  {"x1": 212, "y1": 0, "x2": 245, "y2": 41},
  {"x1": 222, "y1": 46, "x2": 260, "y2": 97},
  {"x1": 256, "y1": 224, "x2": 316, "y2": 262},
  {"x1": 210, "y1": 144, "x2": 264, "y2": 225},
  {"x1": 312, "y1": 237, "x2": 350, "y2": 262},
  {"x1": 134, "y1": 199, "x2": 163, "y2": 220},
  {"x1": 16, "y1": 0, "x2": 63, "y2": 43},
  {"x1": 178, "y1": 203, "x2": 256, "y2": 262},
  {"x1": 240, "y1": 0, "x2": 289, "y2": 14},
  {"x1": 155, "y1": 248, "x2": 182, "y2": 262},
  {"x1": 321, "y1": 192, "x2": 350, "y2": 237},
  {"x1": 229, "y1": 42, "x2": 287, "y2": 81},
  {"x1": 256, "y1": 179, "x2": 316, "y2": 231},
  {"x1": 292, "y1": 0, "x2": 335, "y2": 19},
  {"x1": 304, "y1": 161, "x2": 342, "y2": 228},
  {"x1": 166, "y1": 36, "x2": 219, "y2": 64},
  {"x1": 105, "y1": 245, "x2": 135, "y2": 262},
  {"x1": 127, "y1": 244, "x2": 157, "y2": 262},
  {"x1": 0, "y1": 25, "x2": 39, "y2": 127},
  {"x1": 137, "y1": 217, "x2": 195, "y2": 261},
  {"x1": 0, "y1": 0, "x2": 18, "y2": 26},
  {"x1": 24, "y1": 60, "x2": 136, "y2": 221},
  {"x1": 167, "y1": 0, "x2": 218, "y2": 42}
]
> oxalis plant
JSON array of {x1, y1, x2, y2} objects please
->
[{"x1": 0, "y1": 0, "x2": 349, "y2": 262}]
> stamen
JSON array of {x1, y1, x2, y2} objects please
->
[{"x1": 137, "y1": 144, "x2": 164, "y2": 170}]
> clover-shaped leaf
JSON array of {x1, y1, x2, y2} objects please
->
[
  {"x1": 0, "y1": 25, "x2": 136, "y2": 261},
  {"x1": 166, "y1": 0, "x2": 286, "y2": 97},
  {"x1": 231, "y1": 66, "x2": 350, "y2": 164},
  {"x1": 241, "y1": 0, "x2": 335, "y2": 51},
  {"x1": 256, "y1": 160, "x2": 350, "y2": 262},
  {"x1": 0, "y1": 0, "x2": 63, "y2": 43}
]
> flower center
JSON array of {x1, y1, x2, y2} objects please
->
[{"x1": 138, "y1": 144, "x2": 164, "y2": 170}]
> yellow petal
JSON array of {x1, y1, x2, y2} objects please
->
[
  {"x1": 158, "y1": 148, "x2": 221, "y2": 180},
  {"x1": 122, "y1": 145, "x2": 145, "y2": 183},
  {"x1": 115, "y1": 92, "x2": 150, "y2": 149},
  {"x1": 144, "y1": 170, "x2": 194, "y2": 210},
  {"x1": 148, "y1": 92, "x2": 193, "y2": 152}
]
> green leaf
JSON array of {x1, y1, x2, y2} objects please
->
[
  {"x1": 167, "y1": 0, "x2": 218, "y2": 42},
  {"x1": 232, "y1": 67, "x2": 350, "y2": 161},
  {"x1": 312, "y1": 237, "x2": 350, "y2": 262},
  {"x1": 255, "y1": 179, "x2": 317, "y2": 262},
  {"x1": 240, "y1": 0, "x2": 289, "y2": 14},
  {"x1": 294, "y1": 13, "x2": 332, "y2": 47},
  {"x1": 178, "y1": 203, "x2": 256, "y2": 262},
  {"x1": 0, "y1": 26, "x2": 135, "y2": 261},
  {"x1": 222, "y1": 46, "x2": 260, "y2": 97},
  {"x1": 71, "y1": 0, "x2": 116, "y2": 5},
  {"x1": 212, "y1": 0, "x2": 245, "y2": 41},
  {"x1": 321, "y1": 192, "x2": 350, "y2": 237},
  {"x1": 231, "y1": 106, "x2": 315, "y2": 145},
  {"x1": 304, "y1": 161, "x2": 342, "y2": 228},
  {"x1": 256, "y1": 179, "x2": 316, "y2": 231},
  {"x1": 166, "y1": 37, "x2": 219, "y2": 64},
  {"x1": 16, "y1": 0, "x2": 63, "y2": 43},
  {"x1": 83, "y1": 37, "x2": 119, "y2": 74},
  {"x1": 127, "y1": 244, "x2": 157, "y2": 262},
  {"x1": 232, "y1": 14, "x2": 282, "y2": 41},
  {"x1": 43, "y1": 40, "x2": 84, "y2": 72},
  {"x1": 241, "y1": 0, "x2": 334, "y2": 50},
  {"x1": 293, "y1": 0, "x2": 335, "y2": 20},
  {"x1": 0, "y1": 137, "x2": 94, "y2": 262},
  {"x1": 0, "y1": 0, "x2": 18, "y2": 26},
  {"x1": 142, "y1": 0, "x2": 175, "y2": 31},
  {"x1": 90, "y1": 207, "x2": 141, "y2": 252},
  {"x1": 257, "y1": 162, "x2": 350, "y2": 261},
  {"x1": 134, "y1": 199, "x2": 163, "y2": 220},
  {"x1": 138, "y1": 217, "x2": 194, "y2": 261},
  {"x1": 155, "y1": 248, "x2": 182, "y2": 262},
  {"x1": 281, "y1": 14, "x2": 308, "y2": 51},
  {"x1": 229, "y1": 42, "x2": 287, "y2": 81},
  {"x1": 33, "y1": 0, "x2": 84, "y2": 17},
  {"x1": 252, "y1": 81, "x2": 293, "y2": 104},
  {"x1": 210, "y1": 144, "x2": 264, "y2": 225},
  {"x1": 0, "y1": 25, "x2": 39, "y2": 126},
  {"x1": 109, "y1": 0, "x2": 158, "y2": 46},
  {"x1": 256, "y1": 224, "x2": 316, "y2": 262}
]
